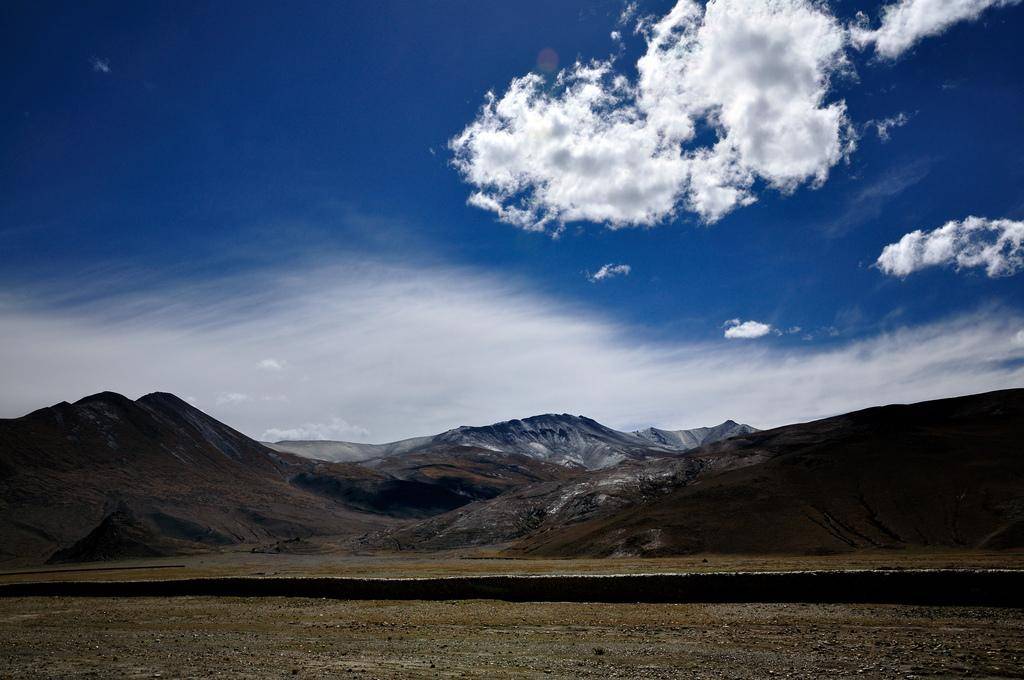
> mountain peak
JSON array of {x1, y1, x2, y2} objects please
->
[
  {"x1": 73, "y1": 391, "x2": 135, "y2": 408},
  {"x1": 137, "y1": 392, "x2": 195, "y2": 411},
  {"x1": 269, "y1": 412, "x2": 758, "y2": 470},
  {"x1": 632, "y1": 420, "x2": 758, "y2": 451}
]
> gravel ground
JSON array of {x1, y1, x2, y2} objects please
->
[{"x1": 1, "y1": 597, "x2": 1022, "y2": 679}]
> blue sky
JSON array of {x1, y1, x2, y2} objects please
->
[{"x1": 2, "y1": 0, "x2": 1023, "y2": 441}]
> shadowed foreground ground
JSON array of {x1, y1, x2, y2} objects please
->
[
  {"x1": 1, "y1": 570, "x2": 1021, "y2": 606},
  {"x1": 2, "y1": 550, "x2": 1021, "y2": 583},
  {"x1": 1, "y1": 597, "x2": 1022, "y2": 679}
]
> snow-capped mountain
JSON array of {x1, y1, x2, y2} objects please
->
[
  {"x1": 632, "y1": 420, "x2": 757, "y2": 450},
  {"x1": 431, "y1": 414, "x2": 665, "y2": 469},
  {"x1": 267, "y1": 414, "x2": 758, "y2": 470}
]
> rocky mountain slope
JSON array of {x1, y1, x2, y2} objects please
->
[
  {"x1": 633, "y1": 420, "x2": 757, "y2": 450},
  {"x1": 360, "y1": 389, "x2": 1024, "y2": 556},
  {"x1": 0, "y1": 392, "x2": 561, "y2": 565},
  {"x1": 364, "y1": 447, "x2": 578, "y2": 501},
  {"x1": 0, "y1": 392, "x2": 383, "y2": 564},
  {"x1": 269, "y1": 414, "x2": 758, "y2": 469},
  {"x1": 430, "y1": 414, "x2": 669, "y2": 469}
]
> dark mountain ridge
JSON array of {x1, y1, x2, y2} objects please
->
[
  {"x1": 0, "y1": 391, "x2": 378, "y2": 563},
  {"x1": 360, "y1": 389, "x2": 1024, "y2": 556},
  {"x1": 4, "y1": 388, "x2": 1021, "y2": 565},
  {"x1": 0, "y1": 392, "x2": 563, "y2": 565}
]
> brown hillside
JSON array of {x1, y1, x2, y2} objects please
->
[{"x1": 513, "y1": 389, "x2": 1024, "y2": 556}]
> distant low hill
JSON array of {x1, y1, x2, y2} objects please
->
[
  {"x1": 267, "y1": 414, "x2": 757, "y2": 470},
  {"x1": 362, "y1": 389, "x2": 1024, "y2": 556}
]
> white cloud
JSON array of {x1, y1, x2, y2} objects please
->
[
  {"x1": 876, "y1": 216, "x2": 1024, "y2": 278},
  {"x1": 90, "y1": 57, "x2": 111, "y2": 73},
  {"x1": 723, "y1": 319, "x2": 774, "y2": 339},
  {"x1": 587, "y1": 263, "x2": 631, "y2": 282},
  {"x1": 215, "y1": 392, "x2": 252, "y2": 405},
  {"x1": 451, "y1": 0, "x2": 853, "y2": 231},
  {"x1": 851, "y1": 0, "x2": 1022, "y2": 59},
  {"x1": 262, "y1": 417, "x2": 369, "y2": 443},
  {"x1": 1015, "y1": 329, "x2": 1024, "y2": 346},
  {"x1": 1, "y1": 260, "x2": 1022, "y2": 439},
  {"x1": 257, "y1": 358, "x2": 286, "y2": 371},
  {"x1": 619, "y1": 1, "x2": 639, "y2": 26},
  {"x1": 868, "y1": 112, "x2": 910, "y2": 142}
]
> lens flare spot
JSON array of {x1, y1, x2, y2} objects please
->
[{"x1": 536, "y1": 47, "x2": 559, "y2": 73}]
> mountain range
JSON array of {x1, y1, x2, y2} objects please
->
[
  {"x1": 0, "y1": 393, "x2": 568, "y2": 564},
  {"x1": 266, "y1": 414, "x2": 756, "y2": 469},
  {"x1": 366, "y1": 389, "x2": 1024, "y2": 556},
  {"x1": 1, "y1": 388, "x2": 1021, "y2": 565}
]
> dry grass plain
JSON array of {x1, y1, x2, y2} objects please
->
[
  {"x1": 2, "y1": 547, "x2": 1022, "y2": 583},
  {"x1": 2, "y1": 550, "x2": 1023, "y2": 678},
  {"x1": 1, "y1": 596, "x2": 1023, "y2": 678}
]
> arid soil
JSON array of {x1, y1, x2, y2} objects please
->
[
  {"x1": 2, "y1": 549, "x2": 1022, "y2": 584},
  {"x1": 1, "y1": 596, "x2": 1022, "y2": 678}
]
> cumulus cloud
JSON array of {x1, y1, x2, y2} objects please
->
[
  {"x1": 876, "y1": 216, "x2": 1024, "y2": 277},
  {"x1": 451, "y1": 0, "x2": 853, "y2": 231},
  {"x1": 1, "y1": 260, "x2": 1022, "y2": 439},
  {"x1": 257, "y1": 358, "x2": 286, "y2": 371},
  {"x1": 723, "y1": 319, "x2": 774, "y2": 339},
  {"x1": 262, "y1": 417, "x2": 369, "y2": 443},
  {"x1": 851, "y1": 0, "x2": 1022, "y2": 59},
  {"x1": 587, "y1": 263, "x2": 632, "y2": 282},
  {"x1": 868, "y1": 112, "x2": 910, "y2": 142},
  {"x1": 90, "y1": 57, "x2": 111, "y2": 73}
]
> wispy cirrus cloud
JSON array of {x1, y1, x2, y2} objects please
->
[
  {"x1": 216, "y1": 392, "x2": 252, "y2": 405},
  {"x1": 587, "y1": 263, "x2": 631, "y2": 283},
  {"x1": 262, "y1": 417, "x2": 369, "y2": 443},
  {"x1": 868, "y1": 112, "x2": 911, "y2": 142},
  {"x1": 2, "y1": 259, "x2": 1019, "y2": 437},
  {"x1": 821, "y1": 157, "x2": 933, "y2": 237},
  {"x1": 876, "y1": 216, "x2": 1024, "y2": 277},
  {"x1": 618, "y1": 1, "x2": 639, "y2": 26},
  {"x1": 90, "y1": 57, "x2": 111, "y2": 73}
]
